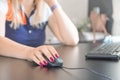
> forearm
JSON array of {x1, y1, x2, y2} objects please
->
[
  {"x1": 51, "y1": 3, "x2": 79, "y2": 45},
  {"x1": 0, "y1": 36, "x2": 34, "y2": 60}
]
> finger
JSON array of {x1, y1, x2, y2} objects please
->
[
  {"x1": 33, "y1": 53, "x2": 44, "y2": 68},
  {"x1": 39, "y1": 46, "x2": 55, "y2": 63},
  {"x1": 34, "y1": 51, "x2": 48, "y2": 66},
  {"x1": 47, "y1": 46, "x2": 59, "y2": 58},
  {"x1": 32, "y1": 55, "x2": 40, "y2": 65}
]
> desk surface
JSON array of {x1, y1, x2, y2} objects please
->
[{"x1": 0, "y1": 43, "x2": 120, "y2": 80}]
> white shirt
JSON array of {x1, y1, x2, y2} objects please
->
[{"x1": 0, "y1": 0, "x2": 8, "y2": 15}]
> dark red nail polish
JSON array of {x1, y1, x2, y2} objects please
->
[
  {"x1": 43, "y1": 60, "x2": 48, "y2": 65},
  {"x1": 50, "y1": 57, "x2": 55, "y2": 62},
  {"x1": 39, "y1": 62, "x2": 43, "y2": 68},
  {"x1": 55, "y1": 54, "x2": 59, "y2": 58}
]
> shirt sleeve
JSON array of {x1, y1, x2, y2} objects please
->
[
  {"x1": 0, "y1": 0, "x2": 8, "y2": 14},
  {"x1": 43, "y1": 3, "x2": 52, "y2": 22}
]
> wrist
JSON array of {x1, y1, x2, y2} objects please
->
[
  {"x1": 47, "y1": 0, "x2": 57, "y2": 7},
  {"x1": 51, "y1": 3, "x2": 58, "y2": 12},
  {"x1": 50, "y1": 3, "x2": 61, "y2": 12},
  {"x1": 26, "y1": 47, "x2": 35, "y2": 61}
]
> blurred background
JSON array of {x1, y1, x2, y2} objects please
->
[{"x1": 45, "y1": 0, "x2": 120, "y2": 43}]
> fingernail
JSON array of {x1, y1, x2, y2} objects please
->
[
  {"x1": 43, "y1": 60, "x2": 48, "y2": 65},
  {"x1": 50, "y1": 57, "x2": 55, "y2": 62},
  {"x1": 55, "y1": 54, "x2": 59, "y2": 58},
  {"x1": 39, "y1": 62, "x2": 43, "y2": 68}
]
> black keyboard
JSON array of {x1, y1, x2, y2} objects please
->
[{"x1": 86, "y1": 42, "x2": 120, "y2": 60}]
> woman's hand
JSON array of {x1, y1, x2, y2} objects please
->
[{"x1": 27, "y1": 45, "x2": 59, "y2": 67}]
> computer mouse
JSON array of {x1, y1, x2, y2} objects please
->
[{"x1": 42, "y1": 54, "x2": 63, "y2": 68}]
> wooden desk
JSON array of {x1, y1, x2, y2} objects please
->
[{"x1": 0, "y1": 43, "x2": 119, "y2": 80}]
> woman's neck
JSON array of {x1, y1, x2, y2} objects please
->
[
  {"x1": 22, "y1": 0, "x2": 35, "y2": 17},
  {"x1": 22, "y1": 0, "x2": 34, "y2": 7}
]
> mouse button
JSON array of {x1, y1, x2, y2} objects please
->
[{"x1": 55, "y1": 58, "x2": 63, "y2": 63}]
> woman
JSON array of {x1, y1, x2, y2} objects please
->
[{"x1": 0, "y1": 0, "x2": 79, "y2": 67}]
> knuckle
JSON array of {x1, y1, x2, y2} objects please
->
[{"x1": 47, "y1": 45, "x2": 54, "y2": 49}]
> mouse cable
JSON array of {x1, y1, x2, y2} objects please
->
[{"x1": 61, "y1": 66, "x2": 112, "y2": 80}]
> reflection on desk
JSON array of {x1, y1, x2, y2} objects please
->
[{"x1": 0, "y1": 43, "x2": 120, "y2": 80}]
